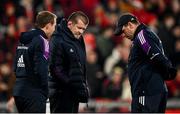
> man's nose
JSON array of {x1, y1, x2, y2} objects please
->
[
  {"x1": 79, "y1": 29, "x2": 84, "y2": 34},
  {"x1": 121, "y1": 33, "x2": 125, "y2": 37}
]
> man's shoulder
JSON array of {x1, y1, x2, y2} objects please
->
[
  {"x1": 31, "y1": 34, "x2": 43, "y2": 43},
  {"x1": 51, "y1": 33, "x2": 65, "y2": 43},
  {"x1": 135, "y1": 26, "x2": 154, "y2": 41},
  {"x1": 50, "y1": 33, "x2": 68, "y2": 49}
]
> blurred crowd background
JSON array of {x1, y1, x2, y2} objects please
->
[{"x1": 0, "y1": 0, "x2": 180, "y2": 113}]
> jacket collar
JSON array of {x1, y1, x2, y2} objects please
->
[
  {"x1": 132, "y1": 23, "x2": 147, "y2": 40},
  {"x1": 35, "y1": 28, "x2": 48, "y2": 39},
  {"x1": 57, "y1": 18, "x2": 83, "y2": 41}
]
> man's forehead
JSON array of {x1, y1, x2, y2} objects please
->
[
  {"x1": 76, "y1": 19, "x2": 86, "y2": 25},
  {"x1": 76, "y1": 19, "x2": 87, "y2": 28}
]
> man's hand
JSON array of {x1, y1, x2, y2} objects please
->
[
  {"x1": 76, "y1": 87, "x2": 90, "y2": 103},
  {"x1": 168, "y1": 67, "x2": 177, "y2": 80}
]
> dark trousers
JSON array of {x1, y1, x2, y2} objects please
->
[
  {"x1": 14, "y1": 95, "x2": 46, "y2": 113},
  {"x1": 131, "y1": 92, "x2": 168, "y2": 113},
  {"x1": 49, "y1": 90, "x2": 79, "y2": 113}
]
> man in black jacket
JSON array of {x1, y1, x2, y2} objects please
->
[
  {"x1": 114, "y1": 13, "x2": 177, "y2": 112},
  {"x1": 13, "y1": 11, "x2": 57, "y2": 113},
  {"x1": 49, "y1": 11, "x2": 89, "y2": 113}
]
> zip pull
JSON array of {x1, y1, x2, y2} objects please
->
[{"x1": 86, "y1": 103, "x2": 88, "y2": 108}]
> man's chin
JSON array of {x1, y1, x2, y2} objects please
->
[
  {"x1": 126, "y1": 36, "x2": 132, "y2": 40},
  {"x1": 75, "y1": 35, "x2": 81, "y2": 39}
]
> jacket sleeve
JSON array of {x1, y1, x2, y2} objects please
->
[
  {"x1": 49, "y1": 36, "x2": 69, "y2": 84},
  {"x1": 136, "y1": 30, "x2": 172, "y2": 71},
  {"x1": 32, "y1": 37, "x2": 48, "y2": 92}
]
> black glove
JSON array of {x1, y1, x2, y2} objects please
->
[
  {"x1": 76, "y1": 87, "x2": 89, "y2": 103},
  {"x1": 168, "y1": 67, "x2": 177, "y2": 80}
]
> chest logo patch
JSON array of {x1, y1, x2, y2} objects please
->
[{"x1": 70, "y1": 48, "x2": 74, "y2": 53}]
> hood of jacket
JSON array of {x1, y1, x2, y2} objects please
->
[
  {"x1": 54, "y1": 18, "x2": 83, "y2": 41},
  {"x1": 19, "y1": 28, "x2": 48, "y2": 44}
]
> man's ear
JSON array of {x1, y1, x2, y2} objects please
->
[
  {"x1": 128, "y1": 22, "x2": 134, "y2": 29},
  {"x1": 45, "y1": 23, "x2": 50, "y2": 30},
  {"x1": 67, "y1": 21, "x2": 72, "y2": 27}
]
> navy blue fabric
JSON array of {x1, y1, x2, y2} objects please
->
[
  {"x1": 14, "y1": 95, "x2": 46, "y2": 113},
  {"x1": 131, "y1": 92, "x2": 167, "y2": 112},
  {"x1": 127, "y1": 24, "x2": 174, "y2": 112},
  {"x1": 13, "y1": 28, "x2": 49, "y2": 99},
  {"x1": 49, "y1": 18, "x2": 89, "y2": 113}
]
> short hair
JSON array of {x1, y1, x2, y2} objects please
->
[
  {"x1": 35, "y1": 11, "x2": 57, "y2": 28},
  {"x1": 67, "y1": 11, "x2": 89, "y2": 25}
]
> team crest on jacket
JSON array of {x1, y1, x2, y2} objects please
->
[{"x1": 70, "y1": 48, "x2": 74, "y2": 53}]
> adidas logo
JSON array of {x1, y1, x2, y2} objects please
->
[
  {"x1": 17, "y1": 55, "x2": 25, "y2": 67},
  {"x1": 70, "y1": 48, "x2": 74, "y2": 53}
]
